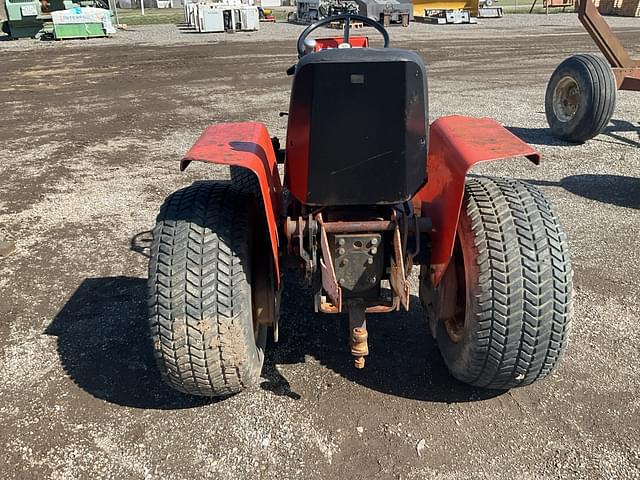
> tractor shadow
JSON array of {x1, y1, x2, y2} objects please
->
[
  {"x1": 506, "y1": 126, "x2": 575, "y2": 147},
  {"x1": 522, "y1": 174, "x2": 640, "y2": 209},
  {"x1": 262, "y1": 273, "x2": 503, "y2": 403},
  {"x1": 46, "y1": 274, "x2": 501, "y2": 408},
  {"x1": 45, "y1": 276, "x2": 213, "y2": 410},
  {"x1": 507, "y1": 119, "x2": 640, "y2": 148}
]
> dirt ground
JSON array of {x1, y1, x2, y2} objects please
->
[{"x1": 1, "y1": 14, "x2": 639, "y2": 480}]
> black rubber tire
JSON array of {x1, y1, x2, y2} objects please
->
[
  {"x1": 230, "y1": 166, "x2": 263, "y2": 208},
  {"x1": 148, "y1": 181, "x2": 266, "y2": 397},
  {"x1": 545, "y1": 54, "x2": 616, "y2": 143},
  {"x1": 1, "y1": 21, "x2": 10, "y2": 36},
  {"x1": 422, "y1": 177, "x2": 573, "y2": 390}
]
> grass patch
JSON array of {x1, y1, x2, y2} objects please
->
[{"x1": 115, "y1": 8, "x2": 184, "y2": 26}]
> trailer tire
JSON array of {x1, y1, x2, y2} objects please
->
[
  {"x1": 148, "y1": 182, "x2": 266, "y2": 397},
  {"x1": 545, "y1": 54, "x2": 616, "y2": 143},
  {"x1": 422, "y1": 177, "x2": 572, "y2": 390}
]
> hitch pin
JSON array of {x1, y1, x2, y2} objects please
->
[{"x1": 348, "y1": 304, "x2": 368, "y2": 369}]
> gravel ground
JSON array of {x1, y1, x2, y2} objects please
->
[{"x1": 1, "y1": 14, "x2": 639, "y2": 480}]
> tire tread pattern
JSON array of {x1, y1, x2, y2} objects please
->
[
  {"x1": 148, "y1": 182, "x2": 261, "y2": 397},
  {"x1": 442, "y1": 177, "x2": 572, "y2": 389},
  {"x1": 230, "y1": 166, "x2": 263, "y2": 208},
  {"x1": 545, "y1": 53, "x2": 616, "y2": 143}
]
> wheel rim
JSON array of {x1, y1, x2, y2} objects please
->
[
  {"x1": 442, "y1": 244, "x2": 467, "y2": 344},
  {"x1": 250, "y1": 243, "x2": 275, "y2": 349},
  {"x1": 552, "y1": 76, "x2": 581, "y2": 122},
  {"x1": 253, "y1": 306, "x2": 260, "y2": 343},
  {"x1": 443, "y1": 312, "x2": 465, "y2": 343}
]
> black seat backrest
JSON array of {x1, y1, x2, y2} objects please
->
[{"x1": 285, "y1": 48, "x2": 428, "y2": 207}]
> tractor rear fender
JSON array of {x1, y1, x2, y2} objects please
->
[
  {"x1": 180, "y1": 122, "x2": 283, "y2": 286},
  {"x1": 414, "y1": 116, "x2": 540, "y2": 286}
]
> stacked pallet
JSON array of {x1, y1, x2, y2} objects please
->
[{"x1": 592, "y1": 0, "x2": 639, "y2": 16}]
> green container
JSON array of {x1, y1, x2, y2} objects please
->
[
  {"x1": 3, "y1": 0, "x2": 74, "y2": 38},
  {"x1": 4, "y1": 0, "x2": 45, "y2": 38},
  {"x1": 53, "y1": 21, "x2": 104, "y2": 38}
]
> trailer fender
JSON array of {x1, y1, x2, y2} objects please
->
[
  {"x1": 415, "y1": 115, "x2": 540, "y2": 286},
  {"x1": 181, "y1": 122, "x2": 283, "y2": 285}
]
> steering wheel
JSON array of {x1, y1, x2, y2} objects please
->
[{"x1": 296, "y1": 14, "x2": 390, "y2": 57}]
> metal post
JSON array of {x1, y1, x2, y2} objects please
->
[
  {"x1": 108, "y1": 0, "x2": 119, "y2": 26},
  {"x1": 140, "y1": 0, "x2": 145, "y2": 16}
]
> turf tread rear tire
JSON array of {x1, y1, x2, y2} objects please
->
[
  {"x1": 148, "y1": 181, "x2": 264, "y2": 397},
  {"x1": 434, "y1": 177, "x2": 572, "y2": 389},
  {"x1": 545, "y1": 54, "x2": 616, "y2": 143},
  {"x1": 230, "y1": 166, "x2": 263, "y2": 208}
]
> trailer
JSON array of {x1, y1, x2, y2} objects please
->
[{"x1": 544, "y1": 0, "x2": 640, "y2": 142}]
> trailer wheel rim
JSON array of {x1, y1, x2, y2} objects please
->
[{"x1": 552, "y1": 76, "x2": 581, "y2": 122}]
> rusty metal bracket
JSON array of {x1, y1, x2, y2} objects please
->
[
  {"x1": 298, "y1": 216, "x2": 312, "y2": 275},
  {"x1": 613, "y1": 68, "x2": 640, "y2": 91},
  {"x1": 284, "y1": 215, "x2": 318, "y2": 283},
  {"x1": 390, "y1": 219, "x2": 410, "y2": 311},
  {"x1": 406, "y1": 215, "x2": 421, "y2": 260},
  {"x1": 318, "y1": 297, "x2": 399, "y2": 314},
  {"x1": 322, "y1": 220, "x2": 395, "y2": 233},
  {"x1": 578, "y1": 0, "x2": 640, "y2": 92},
  {"x1": 365, "y1": 298, "x2": 399, "y2": 313},
  {"x1": 317, "y1": 213, "x2": 342, "y2": 312}
]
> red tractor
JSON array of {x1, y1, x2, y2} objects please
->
[{"x1": 148, "y1": 14, "x2": 573, "y2": 397}]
